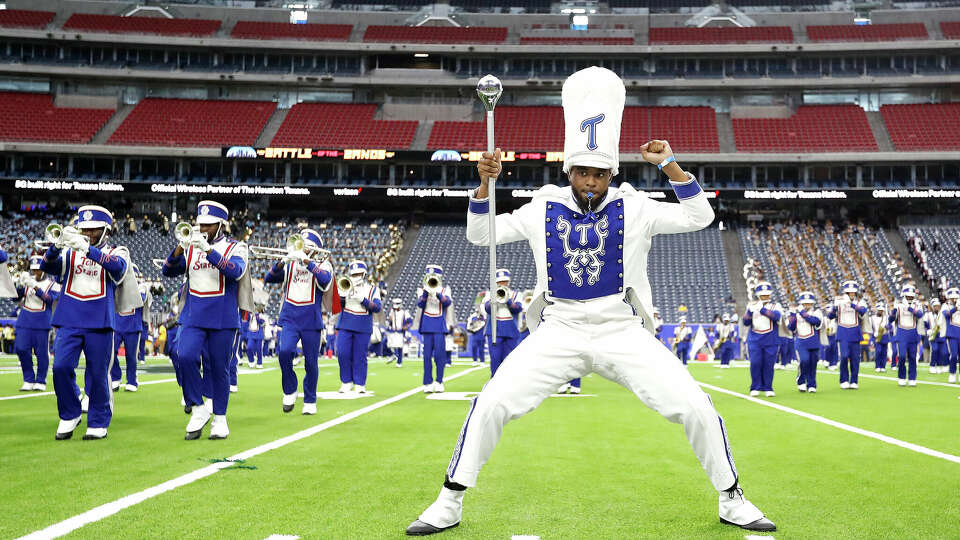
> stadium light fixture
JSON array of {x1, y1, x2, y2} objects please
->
[{"x1": 414, "y1": 53, "x2": 429, "y2": 58}]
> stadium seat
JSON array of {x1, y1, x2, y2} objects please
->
[
  {"x1": 519, "y1": 37, "x2": 635, "y2": 45},
  {"x1": 271, "y1": 103, "x2": 418, "y2": 148},
  {"x1": 107, "y1": 98, "x2": 275, "y2": 147},
  {"x1": 0, "y1": 9, "x2": 55, "y2": 29},
  {"x1": 942, "y1": 22, "x2": 960, "y2": 39},
  {"x1": 732, "y1": 105, "x2": 877, "y2": 152},
  {"x1": 881, "y1": 103, "x2": 960, "y2": 151},
  {"x1": 363, "y1": 25, "x2": 508, "y2": 44},
  {"x1": 230, "y1": 21, "x2": 352, "y2": 41},
  {"x1": 806, "y1": 23, "x2": 928, "y2": 42},
  {"x1": 0, "y1": 92, "x2": 114, "y2": 144},
  {"x1": 649, "y1": 26, "x2": 793, "y2": 45},
  {"x1": 63, "y1": 13, "x2": 221, "y2": 37}
]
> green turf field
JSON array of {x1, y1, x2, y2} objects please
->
[{"x1": 2, "y1": 353, "x2": 958, "y2": 540}]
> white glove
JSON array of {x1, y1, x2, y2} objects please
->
[
  {"x1": 65, "y1": 232, "x2": 89, "y2": 255},
  {"x1": 178, "y1": 235, "x2": 191, "y2": 252},
  {"x1": 190, "y1": 231, "x2": 210, "y2": 253},
  {"x1": 288, "y1": 249, "x2": 309, "y2": 265}
]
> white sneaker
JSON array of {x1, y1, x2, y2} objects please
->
[
  {"x1": 20, "y1": 382, "x2": 33, "y2": 391},
  {"x1": 774, "y1": 364, "x2": 782, "y2": 370},
  {"x1": 81, "y1": 394, "x2": 89, "y2": 413},
  {"x1": 292, "y1": 358, "x2": 301, "y2": 367},
  {"x1": 33, "y1": 383, "x2": 46, "y2": 391},
  {"x1": 355, "y1": 385, "x2": 367, "y2": 394},
  {"x1": 718, "y1": 487, "x2": 776, "y2": 532},
  {"x1": 423, "y1": 383, "x2": 433, "y2": 393},
  {"x1": 850, "y1": 383, "x2": 858, "y2": 389},
  {"x1": 302, "y1": 402, "x2": 317, "y2": 415},
  {"x1": 471, "y1": 361, "x2": 478, "y2": 367},
  {"x1": 875, "y1": 368, "x2": 881, "y2": 373},
  {"x1": 569, "y1": 386, "x2": 581, "y2": 394},
  {"x1": 434, "y1": 383, "x2": 444, "y2": 393},
  {"x1": 408, "y1": 487, "x2": 464, "y2": 533},
  {"x1": 256, "y1": 364, "x2": 264, "y2": 369},
  {"x1": 180, "y1": 397, "x2": 186, "y2": 407},
  {"x1": 83, "y1": 427, "x2": 107, "y2": 440},
  {"x1": 396, "y1": 362, "x2": 403, "y2": 368},
  {"x1": 185, "y1": 406, "x2": 212, "y2": 439},
  {"x1": 229, "y1": 385, "x2": 238, "y2": 393},
  {"x1": 209, "y1": 415, "x2": 229, "y2": 439},
  {"x1": 248, "y1": 362, "x2": 255, "y2": 368},
  {"x1": 898, "y1": 379, "x2": 907, "y2": 387},
  {"x1": 557, "y1": 383, "x2": 571, "y2": 394},
  {"x1": 204, "y1": 398, "x2": 213, "y2": 414},
  {"x1": 56, "y1": 417, "x2": 82, "y2": 440},
  {"x1": 338, "y1": 383, "x2": 352, "y2": 393},
  {"x1": 908, "y1": 380, "x2": 917, "y2": 387},
  {"x1": 949, "y1": 374, "x2": 957, "y2": 383},
  {"x1": 828, "y1": 365, "x2": 838, "y2": 371},
  {"x1": 764, "y1": 391, "x2": 775, "y2": 397},
  {"x1": 749, "y1": 390, "x2": 759, "y2": 397},
  {"x1": 881, "y1": 368, "x2": 887, "y2": 372},
  {"x1": 111, "y1": 381, "x2": 121, "y2": 391},
  {"x1": 797, "y1": 384, "x2": 807, "y2": 392},
  {"x1": 840, "y1": 382, "x2": 850, "y2": 389},
  {"x1": 929, "y1": 366, "x2": 936, "y2": 374},
  {"x1": 124, "y1": 384, "x2": 137, "y2": 392},
  {"x1": 282, "y1": 393, "x2": 297, "y2": 413},
  {"x1": 807, "y1": 387, "x2": 817, "y2": 393}
]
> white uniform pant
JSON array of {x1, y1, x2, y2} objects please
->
[{"x1": 446, "y1": 319, "x2": 738, "y2": 492}]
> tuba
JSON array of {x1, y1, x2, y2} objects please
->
[{"x1": 423, "y1": 273, "x2": 442, "y2": 294}]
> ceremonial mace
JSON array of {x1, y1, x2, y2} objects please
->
[{"x1": 476, "y1": 74, "x2": 503, "y2": 343}]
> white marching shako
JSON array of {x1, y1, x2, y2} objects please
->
[
  {"x1": 795, "y1": 309, "x2": 822, "y2": 339},
  {"x1": 343, "y1": 283, "x2": 377, "y2": 315},
  {"x1": 64, "y1": 248, "x2": 123, "y2": 301},
  {"x1": 186, "y1": 237, "x2": 245, "y2": 297},
  {"x1": 284, "y1": 260, "x2": 331, "y2": 306}
]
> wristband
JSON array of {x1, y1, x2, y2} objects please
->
[{"x1": 657, "y1": 155, "x2": 676, "y2": 171}]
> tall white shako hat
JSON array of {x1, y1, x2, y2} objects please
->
[
  {"x1": 930, "y1": 298, "x2": 941, "y2": 307},
  {"x1": 348, "y1": 260, "x2": 367, "y2": 276},
  {"x1": 901, "y1": 284, "x2": 917, "y2": 299},
  {"x1": 425, "y1": 264, "x2": 443, "y2": 277},
  {"x1": 875, "y1": 302, "x2": 886, "y2": 312},
  {"x1": 562, "y1": 66, "x2": 625, "y2": 177},
  {"x1": 392, "y1": 298, "x2": 402, "y2": 308},
  {"x1": 679, "y1": 315, "x2": 687, "y2": 323},
  {"x1": 754, "y1": 281, "x2": 774, "y2": 298},
  {"x1": 300, "y1": 228, "x2": 323, "y2": 251},
  {"x1": 721, "y1": 313, "x2": 730, "y2": 322},
  {"x1": 841, "y1": 280, "x2": 860, "y2": 294},
  {"x1": 75, "y1": 205, "x2": 114, "y2": 230},
  {"x1": 29, "y1": 255, "x2": 42, "y2": 270},
  {"x1": 946, "y1": 287, "x2": 960, "y2": 300},
  {"x1": 798, "y1": 291, "x2": 816, "y2": 305},
  {"x1": 196, "y1": 200, "x2": 229, "y2": 225},
  {"x1": 495, "y1": 268, "x2": 511, "y2": 283}
]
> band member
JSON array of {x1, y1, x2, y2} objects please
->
[
  {"x1": 674, "y1": 316, "x2": 692, "y2": 365},
  {"x1": 822, "y1": 317, "x2": 839, "y2": 370},
  {"x1": 112, "y1": 264, "x2": 146, "y2": 392},
  {"x1": 789, "y1": 292, "x2": 822, "y2": 393},
  {"x1": 890, "y1": 284, "x2": 922, "y2": 387},
  {"x1": 923, "y1": 299, "x2": 945, "y2": 374},
  {"x1": 42, "y1": 205, "x2": 140, "y2": 440},
  {"x1": 413, "y1": 264, "x2": 455, "y2": 393},
  {"x1": 716, "y1": 314, "x2": 735, "y2": 368},
  {"x1": 942, "y1": 287, "x2": 960, "y2": 383},
  {"x1": 652, "y1": 306, "x2": 664, "y2": 346},
  {"x1": 163, "y1": 200, "x2": 251, "y2": 440},
  {"x1": 872, "y1": 303, "x2": 892, "y2": 372},
  {"x1": 483, "y1": 268, "x2": 521, "y2": 377},
  {"x1": 245, "y1": 309, "x2": 265, "y2": 368},
  {"x1": 827, "y1": 281, "x2": 869, "y2": 389},
  {"x1": 775, "y1": 305, "x2": 795, "y2": 370},
  {"x1": 407, "y1": 67, "x2": 773, "y2": 536},
  {"x1": 743, "y1": 281, "x2": 781, "y2": 397},
  {"x1": 15, "y1": 256, "x2": 59, "y2": 391},
  {"x1": 386, "y1": 298, "x2": 413, "y2": 367},
  {"x1": 335, "y1": 261, "x2": 381, "y2": 394},
  {"x1": 465, "y1": 307, "x2": 486, "y2": 367},
  {"x1": 264, "y1": 228, "x2": 334, "y2": 414}
]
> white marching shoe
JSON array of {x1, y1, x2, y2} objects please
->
[
  {"x1": 355, "y1": 385, "x2": 367, "y2": 394},
  {"x1": 339, "y1": 383, "x2": 353, "y2": 393},
  {"x1": 282, "y1": 393, "x2": 297, "y2": 413},
  {"x1": 797, "y1": 384, "x2": 807, "y2": 392},
  {"x1": 209, "y1": 415, "x2": 229, "y2": 440},
  {"x1": 397, "y1": 362, "x2": 404, "y2": 368},
  {"x1": 124, "y1": 384, "x2": 137, "y2": 392},
  {"x1": 248, "y1": 362, "x2": 255, "y2": 368},
  {"x1": 80, "y1": 394, "x2": 89, "y2": 413},
  {"x1": 20, "y1": 382, "x2": 33, "y2": 391},
  {"x1": 302, "y1": 402, "x2": 317, "y2": 415},
  {"x1": 557, "y1": 383, "x2": 571, "y2": 394},
  {"x1": 718, "y1": 486, "x2": 776, "y2": 532},
  {"x1": 204, "y1": 398, "x2": 214, "y2": 414},
  {"x1": 898, "y1": 379, "x2": 907, "y2": 387},
  {"x1": 185, "y1": 406, "x2": 212, "y2": 440},
  {"x1": 850, "y1": 383, "x2": 858, "y2": 389},
  {"x1": 56, "y1": 417, "x2": 81, "y2": 440},
  {"x1": 807, "y1": 387, "x2": 817, "y2": 393},
  {"x1": 569, "y1": 386, "x2": 581, "y2": 394},
  {"x1": 907, "y1": 380, "x2": 917, "y2": 387},
  {"x1": 840, "y1": 382, "x2": 850, "y2": 389},
  {"x1": 406, "y1": 487, "x2": 464, "y2": 535},
  {"x1": 764, "y1": 391, "x2": 775, "y2": 397},
  {"x1": 423, "y1": 383, "x2": 433, "y2": 394},
  {"x1": 773, "y1": 364, "x2": 783, "y2": 371},
  {"x1": 83, "y1": 427, "x2": 108, "y2": 440},
  {"x1": 33, "y1": 383, "x2": 46, "y2": 391},
  {"x1": 929, "y1": 366, "x2": 936, "y2": 374},
  {"x1": 111, "y1": 380, "x2": 121, "y2": 391},
  {"x1": 229, "y1": 385, "x2": 238, "y2": 393},
  {"x1": 949, "y1": 374, "x2": 957, "y2": 384},
  {"x1": 434, "y1": 382, "x2": 444, "y2": 393},
  {"x1": 749, "y1": 390, "x2": 759, "y2": 397}
]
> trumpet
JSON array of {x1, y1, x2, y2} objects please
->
[
  {"x1": 249, "y1": 233, "x2": 331, "y2": 263},
  {"x1": 494, "y1": 285, "x2": 511, "y2": 304},
  {"x1": 174, "y1": 222, "x2": 194, "y2": 244},
  {"x1": 423, "y1": 273, "x2": 443, "y2": 294},
  {"x1": 34, "y1": 222, "x2": 73, "y2": 249},
  {"x1": 337, "y1": 275, "x2": 354, "y2": 295}
]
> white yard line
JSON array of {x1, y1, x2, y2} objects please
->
[
  {"x1": 17, "y1": 366, "x2": 485, "y2": 540},
  {"x1": 699, "y1": 382, "x2": 960, "y2": 465},
  {"x1": 814, "y1": 368, "x2": 959, "y2": 388}
]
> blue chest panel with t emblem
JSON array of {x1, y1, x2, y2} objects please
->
[{"x1": 544, "y1": 200, "x2": 625, "y2": 300}]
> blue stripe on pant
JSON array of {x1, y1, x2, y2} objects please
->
[
  {"x1": 112, "y1": 331, "x2": 141, "y2": 386},
  {"x1": 177, "y1": 327, "x2": 236, "y2": 415},
  {"x1": 838, "y1": 340, "x2": 860, "y2": 384},
  {"x1": 229, "y1": 331, "x2": 240, "y2": 387},
  {"x1": 53, "y1": 328, "x2": 114, "y2": 427},
  {"x1": 748, "y1": 343, "x2": 777, "y2": 392},
  {"x1": 280, "y1": 327, "x2": 322, "y2": 403},
  {"x1": 487, "y1": 335, "x2": 517, "y2": 376},
  {"x1": 421, "y1": 332, "x2": 446, "y2": 384},
  {"x1": 246, "y1": 337, "x2": 263, "y2": 365},
  {"x1": 896, "y1": 340, "x2": 918, "y2": 380},
  {"x1": 336, "y1": 329, "x2": 371, "y2": 386},
  {"x1": 16, "y1": 328, "x2": 49, "y2": 384},
  {"x1": 796, "y1": 346, "x2": 819, "y2": 388}
]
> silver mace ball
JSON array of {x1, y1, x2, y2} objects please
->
[{"x1": 476, "y1": 74, "x2": 503, "y2": 112}]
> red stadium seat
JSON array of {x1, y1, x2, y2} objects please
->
[
  {"x1": 0, "y1": 9, "x2": 55, "y2": 29},
  {"x1": 649, "y1": 26, "x2": 793, "y2": 45},
  {"x1": 108, "y1": 99, "x2": 275, "y2": 147},
  {"x1": 941, "y1": 22, "x2": 960, "y2": 39},
  {"x1": 881, "y1": 103, "x2": 960, "y2": 151},
  {"x1": 363, "y1": 25, "x2": 507, "y2": 44},
  {"x1": 806, "y1": 23, "x2": 928, "y2": 42},
  {"x1": 63, "y1": 13, "x2": 220, "y2": 37},
  {"x1": 427, "y1": 106, "x2": 718, "y2": 152},
  {"x1": 519, "y1": 37, "x2": 635, "y2": 45},
  {"x1": 0, "y1": 92, "x2": 114, "y2": 144},
  {"x1": 732, "y1": 105, "x2": 877, "y2": 152},
  {"x1": 230, "y1": 21, "x2": 352, "y2": 41},
  {"x1": 271, "y1": 103, "x2": 418, "y2": 148}
]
